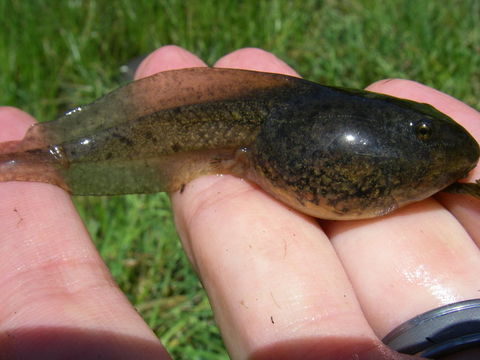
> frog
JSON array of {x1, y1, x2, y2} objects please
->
[{"x1": 0, "y1": 68, "x2": 478, "y2": 219}]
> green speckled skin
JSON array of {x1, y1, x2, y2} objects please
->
[{"x1": 0, "y1": 68, "x2": 478, "y2": 219}]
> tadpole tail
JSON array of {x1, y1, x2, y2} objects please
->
[
  {"x1": 0, "y1": 139, "x2": 69, "y2": 191},
  {"x1": 443, "y1": 179, "x2": 480, "y2": 199}
]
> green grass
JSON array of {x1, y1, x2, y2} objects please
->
[{"x1": 1, "y1": 0, "x2": 479, "y2": 358}]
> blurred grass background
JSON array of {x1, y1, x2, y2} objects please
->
[{"x1": 1, "y1": 0, "x2": 479, "y2": 358}]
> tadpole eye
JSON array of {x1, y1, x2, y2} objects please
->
[{"x1": 415, "y1": 120, "x2": 432, "y2": 141}]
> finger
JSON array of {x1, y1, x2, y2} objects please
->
[
  {"x1": 135, "y1": 45, "x2": 206, "y2": 79},
  {"x1": 145, "y1": 48, "x2": 414, "y2": 359},
  {"x1": 325, "y1": 80, "x2": 480, "y2": 340},
  {"x1": 215, "y1": 47, "x2": 300, "y2": 77},
  {"x1": 0, "y1": 110, "x2": 169, "y2": 357},
  {"x1": 367, "y1": 79, "x2": 480, "y2": 243}
]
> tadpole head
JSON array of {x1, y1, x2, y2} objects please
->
[{"x1": 250, "y1": 87, "x2": 480, "y2": 219}]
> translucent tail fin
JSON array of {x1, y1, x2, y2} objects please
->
[{"x1": 0, "y1": 139, "x2": 69, "y2": 191}]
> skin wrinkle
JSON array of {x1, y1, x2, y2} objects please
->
[
  {"x1": 183, "y1": 176, "x2": 256, "y2": 228},
  {"x1": 0, "y1": 257, "x2": 116, "y2": 323},
  {"x1": 0, "y1": 254, "x2": 109, "y2": 293},
  {"x1": 172, "y1": 175, "x2": 260, "y2": 270}
]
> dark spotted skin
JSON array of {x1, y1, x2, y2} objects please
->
[
  {"x1": 0, "y1": 68, "x2": 478, "y2": 219},
  {"x1": 249, "y1": 83, "x2": 479, "y2": 218}
]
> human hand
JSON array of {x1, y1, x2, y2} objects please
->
[{"x1": 1, "y1": 45, "x2": 479, "y2": 359}]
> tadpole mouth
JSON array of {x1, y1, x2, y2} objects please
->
[
  {"x1": 441, "y1": 126, "x2": 479, "y2": 184},
  {"x1": 465, "y1": 134, "x2": 480, "y2": 168}
]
